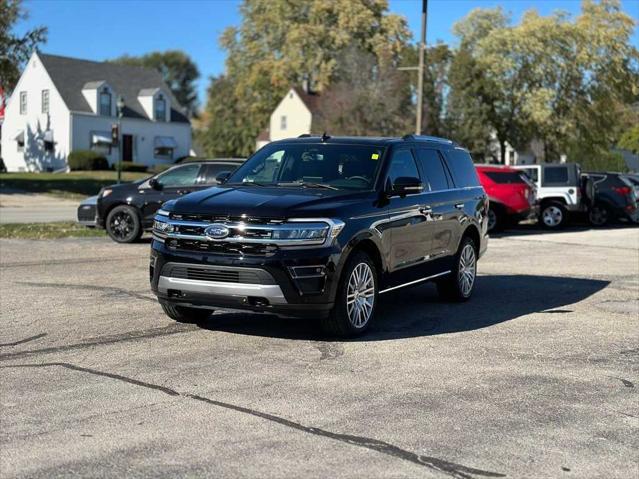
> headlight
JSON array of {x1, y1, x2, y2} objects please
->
[
  {"x1": 272, "y1": 224, "x2": 329, "y2": 241},
  {"x1": 101, "y1": 189, "x2": 112, "y2": 198},
  {"x1": 156, "y1": 209, "x2": 170, "y2": 216},
  {"x1": 153, "y1": 219, "x2": 174, "y2": 234}
]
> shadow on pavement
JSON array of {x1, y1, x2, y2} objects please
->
[{"x1": 193, "y1": 274, "x2": 609, "y2": 341}]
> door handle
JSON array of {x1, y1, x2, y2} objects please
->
[{"x1": 454, "y1": 203, "x2": 464, "y2": 209}]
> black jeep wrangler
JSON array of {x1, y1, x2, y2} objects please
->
[{"x1": 150, "y1": 135, "x2": 488, "y2": 336}]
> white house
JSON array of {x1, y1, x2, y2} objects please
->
[
  {"x1": 256, "y1": 86, "x2": 319, "y2": 150},
  {"x1": 1, "y1": 52, "x2": 192, "y2": 172}
]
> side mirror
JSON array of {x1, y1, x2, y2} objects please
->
[
  {"x1": 149, "y1": 178, "x2": 162, "y2": 190},
  {"x1": 216, "y1": 171, "x2": 231, "y2": 184},
  {"x1": 390, "y1": 176, "x2": 424, "y2": 197}
]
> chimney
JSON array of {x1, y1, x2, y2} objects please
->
[{"x1": 302, "y1": 74, "x2": 310, "y2": 94}]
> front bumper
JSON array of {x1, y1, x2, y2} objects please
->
[{"x1": 150, "y1": 240, "x2": 340, "y2": 318}]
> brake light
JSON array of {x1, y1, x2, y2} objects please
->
[{"x1": 613, "y1": 186, "x2": 632, "y2": 197}]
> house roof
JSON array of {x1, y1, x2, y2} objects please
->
[
  {"x1": 257, "y1": 127, "x2": 270, "y2": 142},
  {"x1": 38, "y1": 53, "x2": 189, "y2": 123},
  {"x1": 292, "y1": 86, "x2": 320, "y2": 114}
]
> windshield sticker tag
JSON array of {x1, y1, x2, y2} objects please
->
[{"x1": 371, "y1": 153, "x2": 379, "y2": 160}]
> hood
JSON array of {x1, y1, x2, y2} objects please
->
[
  {"x1": 169, "y1": 185, "x2": 371, "y2": 219},
  {"x1": 102, "y1": 178, "x2": 148, "y2": 194}
]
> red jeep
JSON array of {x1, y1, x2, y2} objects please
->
[{"x1": 476, "y1": 165, "x2": 536, "y2": 232}]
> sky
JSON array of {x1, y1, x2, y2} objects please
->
[{"x1": 14, "y1": 0, "x2": 639, "y2": 105}]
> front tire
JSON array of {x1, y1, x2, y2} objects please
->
[
  {"x1": 160, "y1": 302, "x2": 212, "y2": 323},
  {"x1": 321, "y1": 251, "x2": 378, "y2": 337},
  {"x1": 106, "y1": 205, "x2": 142, "y2": 243},
  {"x1": 539, "y1": 202, "x2": 567, "y2": 229},
  {"x1": 437, "y1": 236, "x2": 477, "y2": 302}
]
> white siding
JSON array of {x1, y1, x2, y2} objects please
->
[
  {"x1": 269, "y1": 89, "x2": 312, "y2": 141},
  {"x1": 1, "y1": 53, "x2": 70, "y2": 172},
  {"x1": 71, "y1": 113, "x2": 191, "y2": 167}
]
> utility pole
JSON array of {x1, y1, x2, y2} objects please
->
[{"x1": 416, "y1": 0, "x2": 427, "y2": 135}]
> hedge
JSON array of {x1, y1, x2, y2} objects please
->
[
  {"x1": 117, "y1": 162, "x2": 148, "y2": 173},
  {"x1": 67, "y1": 150, "x2": 109, "y2": 171}
]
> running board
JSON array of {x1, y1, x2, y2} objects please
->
[{"x1": 379, "y1": 270, "x2": 451, "y2": 294}]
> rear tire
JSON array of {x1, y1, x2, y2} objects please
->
[
  {"x1": 160, "y1": 302, "x2": 212, "y2": 323},
  {"x1": 437, "y1": 236, "x2": 477, "y2": 302},
  {"x1": 487, "y1": 206, "x2": 503, "y2": 232},
  {"x1": 321, "y1": 251, "x2": 378, "y2": 337},
  {"x1": 106, "y1": 205, "x2": 142, "y2": 243},
  {"x1": 588, "y1": 203, "x2": 610, "y2": 226},
  {"x1": 539, "y1": 202, "x2": 567, "y2": 229}
]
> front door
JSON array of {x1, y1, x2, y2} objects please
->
[{"x1": 122, "y1": 135, "x2": 133, "y2": 162}]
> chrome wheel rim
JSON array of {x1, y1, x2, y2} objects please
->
[
  {"x1": 458, "y1": 244, "x2": 476, "y2": 297},
  {"x1": 110, "y1": 211, "x2": 134, "y2": 240},
  {"x1": 487, "y1": 209, "x2": 497, "y2": 231},
  {"x1": 542, "y1": 206, "x2": 563, "y2": 227},
  {"x1": 346, "y1": 263, "x2": 375, "y2": 328}
]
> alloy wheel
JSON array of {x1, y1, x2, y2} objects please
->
[
  {"x1": 346, "y1": 262, "x2": 375, "y2": 328},
  {"x1": 542, "y1": 206, "x2": 563, "y2": 227},
  {"x1": 589, "y1": 205, "x2": 608, "y2": 226},
  {"x1": 110, "y1": 211, "x2": 134, "y2": 241},
  {"x1": 458, "y1": 243, "x2": 476, "y2": 297}
]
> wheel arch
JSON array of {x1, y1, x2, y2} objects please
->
[{"x1": 460, "y1": 224, "x2": 481, "y2": 255}]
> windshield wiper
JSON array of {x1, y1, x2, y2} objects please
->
[{"x1": 277, "y1": 181, "x2": 339, "y2": 190}]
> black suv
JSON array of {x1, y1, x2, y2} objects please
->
[
  {"x1": 585, "y1": 172, "x2": 639, "y2": 226},
  {"x1": 150, "y1": 136, "x2": 488, "y2": 336},
  {"x1": 92, "y1": 160, "x2": 244, "y2": 243}
]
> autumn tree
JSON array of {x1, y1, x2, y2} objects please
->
[
  {"x1": 202, "y1": 0, "x2": 410, "y2": 157},
  {"x1": 111, "y1": 51, "x2": 200, "y2": 116},
  {"x1": 0, "y1": 0, "x2": 47, "y2": 91}
]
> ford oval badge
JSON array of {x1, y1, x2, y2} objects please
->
[{"x1": 204, "y1": 224, "x2": 230, "y2": 240}]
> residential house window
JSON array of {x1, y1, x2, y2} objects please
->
[
  {"x1": 99, "y1": 88, "x2": 111, "y2": 116},
  {"x1": 154, "y1": 95, "x2": 166, "y2": 122},
  {"x1": 154, "y1": 147, "x2": 173, "y2": 160},
  {"x1": 42, "y1": 90, "x2": 49, "y2": 113},
  {"x1": 20, "y1": 92, "x2": 27, "y2": 114},
  {"x1": 280, "y1": 115, "x2": 287, "y2": 130}
]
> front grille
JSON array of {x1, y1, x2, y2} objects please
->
[
  {"x1": 77, "y1": 205, "x2": 96, "y2": 222},
  {"x1": 167, "y1": 238, "x2": 277, "y2": 257},
  {"x1": 161, "y1": 263, "x2": 277, "y2": 285},
  {"x1": 171, "y1": 266, "x2": 240, "y2": 283}
]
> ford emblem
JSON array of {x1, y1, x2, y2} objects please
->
[{"x1": 204, "y1": 224, "x2": 230, "y2": 240}]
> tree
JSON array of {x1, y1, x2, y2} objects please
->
[
  {"x1": 203, "y1": 0, "x2": 410, "y2": 157},
  {"x1": 0, "y1": 0, "x2": 47, "y2": 91},
  {"x1": 111, "y1": 50, "x2": 200, "y2": 116},
  {"x1": 618, "y1": 125, "x2": 639, "y2": 155}
]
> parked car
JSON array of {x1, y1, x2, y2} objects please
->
[
  {"x1": 77, "y1": 195, "x2": 98, "y2": 227},
  {"x1": 149, "y1": 135, "x2": 489, "y2": 337},
  {"x1": 475, "y1": 165, "x2": 536, "y2": 231},
  {"x1": 513, "y1": 163, "x2": 585, "y2": 228},
  {"x1": 622, "y1": 173, "x2": 639, "y2": 198},
  {"x1": 82, "y1": 160, "x2": 245, "y2": 243},
  {"x1": 584, "y1": 172, "x2": 639, "y2": 226}
]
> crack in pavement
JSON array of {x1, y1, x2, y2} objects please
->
[
  {"x1": 16, "y1": 281, "x2": 156, "y2": 303},
  {"x1": 0, "y1": 333, "x2": 47, "y2": 347},
  {"x1": 2, "y1": 362, "x2": 505, "y2": 479},
  {"x1": 0, "y1": 324, "x2": 196, "y2": 361}
]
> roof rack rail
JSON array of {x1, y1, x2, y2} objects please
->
[{"x1": 402, "y1": 134, "x2": 455, "y2": 145}]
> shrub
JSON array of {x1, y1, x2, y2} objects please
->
[
  {"x1": 149, "y1": 164, "x2": 173, "y2": 174},
  {"x1": 67, "y1": 150, "x2": 109, "y2": 171},
  {"x1": 118, "y1": 162, "x2": 148, "y2": 173}
]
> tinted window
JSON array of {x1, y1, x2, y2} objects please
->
[
  {"x1": 443, "y1": 149, "x2": 480, "y2": 188},
  {"x1": 415, "y1": 149, "x2": 449, "y2": 191},
  {"x1": 387, "y1": 149, "x2": 420, "y2": 185},
  {"x1": 201, "y1": 163, "x2": 239, "y2": 184},
  {"x1": 156, "y1": 164, "x2": 201, "y2": 187},
  {"x1": 544, "y1": 167, "x2": 569, "y2": 185},
  {"x1": 228, "y1": 144, "x2": 384, "y2": 190},
  {"x1": 484, "y1": 171, "x2": 526, "y2": 184},
  {"x1": 520, "y1": 168, "x2": 538, "y2": 182}
]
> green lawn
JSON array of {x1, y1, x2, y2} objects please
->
[
  {"x1": 0, "y1": 171, "x2": 150, "y2": 199},
  {"x1": 0, "y1": 222, "x2": 106, "y2": 240}
]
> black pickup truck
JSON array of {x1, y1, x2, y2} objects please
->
[{"x1": 150, "y1": 135, "x2": 489, "y2": 336}]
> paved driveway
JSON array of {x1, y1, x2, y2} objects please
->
[
  {"x1": 0, "y1": 192, "x2": 79, "y2": 223},
  {"x1": 0, "y1": 227, "x2": 637, "y2": 478}
]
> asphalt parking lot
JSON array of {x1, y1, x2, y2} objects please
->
[{"x1": 1, "y1": 227, "x2": 637, "y2": 478}]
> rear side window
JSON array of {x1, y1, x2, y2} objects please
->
[
  {"x1": 484, "y1": 171, "x2": 526, "y2": 184},
  {"x1": 201, "y1": 163, "x2": 238, "y2": 184},
  {"x1": 387, "y1": 149, "x2": 420, "y2": 185},
  {"x1": 543, "y1": 167, "x2": 569, "y2": 185},
  {"x1": 443, "y1": 149, "x2": 480, "y2": 188},
  {"x1": 415, "y1": 149, "x2": 449, "y2": 191}
]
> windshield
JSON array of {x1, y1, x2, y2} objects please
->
[{"x1": 226, "y1": 143, "x2": 385, "y2": 190}]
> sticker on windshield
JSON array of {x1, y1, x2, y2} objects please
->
[{"x1": 371, "y1": 153, "x2": 379, "y2": 160}]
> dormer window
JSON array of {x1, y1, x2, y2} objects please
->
[
  {"x1": 154, "y1": 94, "x2": 166, "y2": 122},
  {"x1": 99, "y1": 88, "x2": 111, "y2": 116}
]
